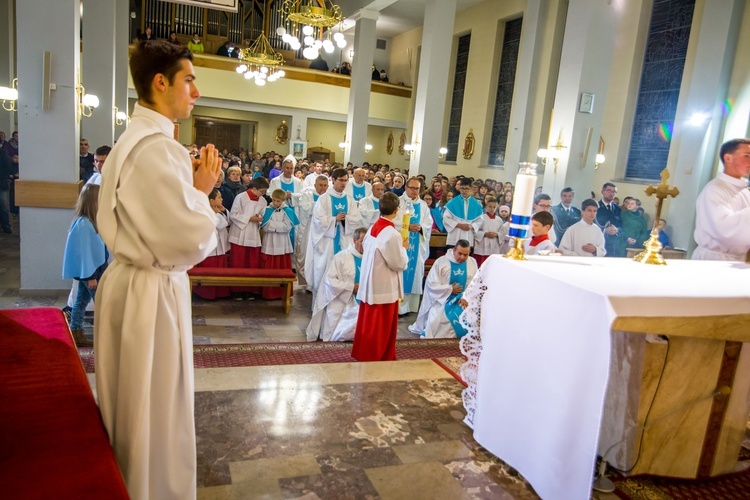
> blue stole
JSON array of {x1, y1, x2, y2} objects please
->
[
  {"x1": 352, "y1": 183, "x2": 366, "y2": 201},
  {"x1": 373, "y1": 199, "x2": 379, "y2": 210},
  {"x1": 261, "y1": 206, "x2": 300, "y2": 248},
  {"x1": 313, "y1": 193, "x2": 319, "y2": 202},
  {"x1": 444, "y1": 260, "x2": 469, "y2": 338},
  {"x1": 431, "y1": 206, "x2": 445, "y2": 232},
  {"x1": 330, "y1": 195, "x2": 348, "y2": 254},
  {"x1": 445, "y1": 195, "x2": 483, "y2": 221},
  {"x1": 402, "y1": 200, "x2": 421, "y2": 292},
  {"x1": 280, "y1": 178, "x2": 296, "y2": 193},
  {"x1": 353, "y1": 254, "x2": 362, "y2": 304}
]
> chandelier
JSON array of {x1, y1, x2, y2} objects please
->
[
  {"x1": 236, "y1": 32, "x2": 286, "y2": 86},
  {"x1": 275, "y1": 0, "x2": 347, "y2": 60}
]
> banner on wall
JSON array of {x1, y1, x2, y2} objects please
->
[{"x1": 163, "y1": 0, "x2": 239, "y2": 13}]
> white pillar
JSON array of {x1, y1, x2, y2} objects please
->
[
  {"x1": 114, "y1": 0, "x2": 130, "y2": 140},
  {"x1": 344, "y1": 9, "x2": 378, "y2": 168},
  {"x1": 665, "y1": 0, "x2": 744, "y2": 253},
  {"x1": 81, "y1": 0, "x2": 116, "y2": 149},
  {"x1": 0, "y1": 0, "x2": 15, "y2": 137},
  {"x1": 540, "y1": 0, "x2": 619, "y2": 202},
  {"x1": 410, "y1": 0, "x2": 457, "y2": 180},
  {"x1": 17, "y1": 0, "x2": 80, "y2": 290},
  {"x1": 503, "y1": 0, "x2": 546, "y2": 169}
]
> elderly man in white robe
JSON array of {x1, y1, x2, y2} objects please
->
[
  {"x1": 269, "y1": 154, "x2": 304, "y2": 206},
  {"x1": 307, "y1": 227, "x2": 367, "y2": 341},
  {"x1": 344, "y1": 167, "x2": 372, "y2": 202},
  {"x1": 693, "y1": 138, "x2": 750, "y2": 261},
  {"x1": 294, "y1": 175, "x2": 328, "y2": 289},
  {"x1": 96, "y1": 42, "x2": 221, "y2": 500},
  {"x1": 304, "y1": 168, "x2": 363, "y2": 299},
  {"x1": 396, "y1": 177, "x2": 433, "y2": 315},
  {"x1": 409, "y1": 240, "x2": 476, "y2": 339},
  {"x1": 359, "y1": 181, "x2": 385, "y2": 227}
]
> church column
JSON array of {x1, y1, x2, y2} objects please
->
[
  {"x1": 0, "y1": 0, "x2": 15, "y2": 137},
  {"x1": 540, "y1": 0, "x2": 619, "y2": 201},
  {"x1": 666, "y1": 0, "x2": 744, "y2": 253},
  {"x1": 16, "y1": 0, "x2": 80, "y2": 290},
  {"x1": 502, "y1": 0, "x2": 545, "y2": 169},
  {"x1": 114, "y1": 0, "x2": 130, "y2": 140},
  {"x1": 81, "y1": 0, "x2": 116, "y2": 149},
  {"x1": 344, "y1": 9, "x2": 378, "y2": 167},
  {"x1": 410, "y1": 0, "x2": 457, "y2": 180}
]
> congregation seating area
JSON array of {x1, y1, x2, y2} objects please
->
[
  {"x1": 0, "y1": 308, "x2": 128, "y2": 498},
  {"x1": 188, "y1": 267, "x2": 297, "y2": 314}
]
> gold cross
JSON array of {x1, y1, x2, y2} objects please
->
[
  {"x1": 645, "y1": 169, "x2": 680, "y2": 203},
  {"x1": 634, "y1": 168, "x2": 680, "y2": 265}
]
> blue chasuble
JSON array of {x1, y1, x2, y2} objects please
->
[
  {"x1": 431, "y1": 206, "x2": 445, "y2": 232},
  {"x1": 402, "y1": 201, "x2": 421, "y2": 292},
  {"x1": 330, "y1": 195, "x2": 348, "y2": 254},
  {"x1": 280, "y1": 179, "x2": 295, "y2": 193},
  {"x1": 352, "y1": 184, "x2": 366, "y2": 201},
  {"x1": 444, "y1": 195, "x2": 483, "y2": 221},
  {"x1": 353, "y1": 254, "x2": 362, "y2": 304},
  {"x1": 444, "y1": 260, "x2": 469, "y2": 338}
]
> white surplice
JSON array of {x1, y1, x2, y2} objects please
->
[
  {"x1": 395, "y1": 193, "x2": 433, "y2": 313},
  {"x1": 525, "y1": 238, "x2": 557, "y2": 255},
  {"x1": 558, "y1": 220, "x2": 606, "y2": 256},
  {"x1": 210, "y1": 211, "x2": 230, "y2": 256},
  {"x1": 357, "y1": 219, "x2": 409, "y2": 304},
  {"x1": 294, "y1": 190, "x2": 319, "y2": 289},
  {"x1": 473, "y1": 214, "x2": 507, "y2": 257},
  {"x1": 693, "y1": 172, "x2": 750, "y2": 261},
  {"x1": 260, "y1": 206, "x2": 295, "y2": 255},
  {"x1": 95, "y1": 104, "x2": 217, "y2": 500},
  {"x1": 228, "y1": 191, "x2": 267, "y2": 247},
  {"x1": 408, "y1": 253, "x2": 476, "y2": 338},
  {"x1": 304, "y1": 187, "x2": 363, "y2": 298},
  {"x1": 306, "y1": 244, "x2": 362, "y2": 341},
  {"x1": 358, "y1": 195, "x2": 381, "y2": 227},
  {"x1": 303, "y1": 172, "x2": 321, "y2": 190}
]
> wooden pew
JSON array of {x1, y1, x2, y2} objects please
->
[{"x1": 188, "y1": 267, "x2": 297, "y2": 314}]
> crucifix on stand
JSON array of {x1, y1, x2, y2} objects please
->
[{"x1": 633, "y1": 168, "x2": 680, "y2": 265}]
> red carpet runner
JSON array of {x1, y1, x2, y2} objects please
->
[{"x1": 78, "y1": 339, "x2": 462, "y2": 373}]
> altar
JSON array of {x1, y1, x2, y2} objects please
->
[{"x1": 459, "y1": 256, "x2": 750, "y2": 500}]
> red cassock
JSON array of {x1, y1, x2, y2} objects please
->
[
  {"x1": 260, "y1": 253, "x2": 292, "y2": 299},
  {"x1": 230, "y1": 244, "x2": 261, "y2": 293},
  {"x1": 193, "y1": 254, "x2": 231, "y2": 299}
]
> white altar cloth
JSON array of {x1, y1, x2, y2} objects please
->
[{"x1": 459, "y1": 256, "x2": 750, "y2": 500}]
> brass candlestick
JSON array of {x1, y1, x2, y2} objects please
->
[
  {"x1": 505, "y1": 237, "x2": 527, "y2": 261},
  {"x1": 633, "y1": 169, "x2": 679, "y2": 265}
]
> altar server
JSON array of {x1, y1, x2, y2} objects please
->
[
  {"x1": 358, "y1": 181, "x2": 385, "y2": 227},
  {"x1": 193, "y1": 189, "x2": 231, "y2": 300},
  {"x1": 229, "y1": 177, "x2": 269, "y2": 292},
  {"x1": 352, "y1": 192, "x2": 409, "y2": 361},
  {"x1": 303, "y1": 161, "x2": 323, "y2": 189},
  {"x1": 693, "y1": 138, "x2": 750, "y2": 261},
  {"x1": 305, "y1": 168, "x2": 363, "y2": 298},
  {"x1": 95, "y1": 42, "x2": 221, "y2": 500},
  {"x1": 525, "y1": 211, "x2": 558, "y2": 255},
  {"x1": 473, "y1": 196, "x2": 507, "y2": 266},
  {"x1": 306, "y1": 227, "x2": 367, "y2": 341},
  {"x1": 397, "y1": 177, "x2": 433, "y2": 315},
  {"x1": 268, "y1": 154, "x2": 303, "y2": 207},
  {"x1": 409, "y1": 240, "x2": 476, "y2": 339},
  {"x1": 558, "y1": 199, "x2": 606, "y2": 256},
  {"x1": 345, "y1": 167, "x2": 372, "y2": 202},
  {"x1": 260, "y1": 189, "x2": 299, "y2": 299},
  {"x1": 443, "y1": 177, "x2": 483, "y2": 247},
  {"x1": 295, "y1": 175, "x2": 328, "y2": 288}
]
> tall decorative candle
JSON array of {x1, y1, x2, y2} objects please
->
[{"x1": 508, "y1": 162, "x2": 538, "y2": 240}]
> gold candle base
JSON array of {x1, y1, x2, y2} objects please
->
[
  {"x1": 633, "y1": 234, "x2": 667, "y2": 266},
  {"x1": 504, "y1": 237, "x2": 527, "y2": 261}
]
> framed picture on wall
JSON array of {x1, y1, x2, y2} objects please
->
[{"x1": 291, "y1": 140, "x2": 307, "y2": 159}]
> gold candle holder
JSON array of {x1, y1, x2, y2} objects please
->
[{"x1": 505, "y1": 237, "x2": 527, "y2": 261}]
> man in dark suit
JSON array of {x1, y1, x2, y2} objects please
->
[
  {"x1": 79, "y1": 138, "x2": 95, "y2": 182},
  {"x1": 550, "y1": 187, "x2": 581, "y2": 246},
  {"x1": 595, "y1": 182, "x2": 623, "y2": 257}
]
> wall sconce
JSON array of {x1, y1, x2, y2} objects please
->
[
  {"x1": 595, "y1": 137, "x2": 605, "y2": 169},
  {"x1": 537, "y1": 129, "x2": 567, "y2": 172},
  {"x1": 76, "y1": 84, "x2": 99, "y2": 118},
  {"x1": 338, "y1": 141, "x2": 348, "y2": 151},
  {"x1": 438, "y1": 147, "x2": 448, "y2": 159},
  {"x1": 0, "y1": 78, "x2": 18, "y2": 112},
  {"x1": 365, "y1": 143, "x2": 373, "y2": 153},
  {"x1": 349, "y1": 49, "x2": 354, "y2": 58},
  {"x1": 114, "y1": 106, "x2": 130, "y2": 126}
]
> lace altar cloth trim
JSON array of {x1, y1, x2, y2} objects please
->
[{"x1": 458, "y1": 269, "x2": 487, "y2": 429}]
